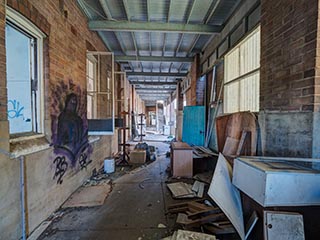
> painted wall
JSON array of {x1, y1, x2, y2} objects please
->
[{"x1": 0, "y1": 1, "x2": 118, "y2": 239}]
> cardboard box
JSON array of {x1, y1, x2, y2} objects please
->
[{"x1": 130, "y1": 150, "x2": 146, "y2": 164}]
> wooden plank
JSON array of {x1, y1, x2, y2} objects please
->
[
  {"x1": 197, "y1": 182, "x2": 205, "y2": 198},
  {"x1": 175, "y1": 230, "x2": 216, "y2": 240},
  {"x1": 172, "y1": 148, "x2": 193, "y2": 178},
  {"x1": 222, "y1": 137, "x2": 239, "y2": 156},
  {"x1": 236, "y1": 131, "x2": 252, "y2": 156},
  {"x1": 216, "y1": 112, "x2": 257, "y2": 155},
  {"x1": 177, "y1": 212, "x2": 227, "y2": 226},
  {"x1": 167, "y1": 182, "x2": 195, "y2": 198},
  {"x1": 192, "y1": 181, "x2": 201, "y2": 192},
  {"x1": 204, "y1": 224, "x2": 236, "y2": 235},
  {"x1": 172, "y1": 142, "x2": 192, "y2": 150},
  {"x1": 188, "y1": 207, "x2": 221, "y2": 220}
]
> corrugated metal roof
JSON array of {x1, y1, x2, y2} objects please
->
[{"x1": 77, "y1": 0, "x2": 241, "y2": 103}]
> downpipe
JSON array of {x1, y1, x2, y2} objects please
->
[{"x1": 19, "y1": 155, "x2": 27, "y2": 240}]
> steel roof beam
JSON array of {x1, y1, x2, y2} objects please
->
[
  {"x1": 126, "y1": 72, "x2": 186, "y2": 77},
  {"x1": 115, "y1": 55, "x2": 193, "y2": 62},
  {"x1": 136, "y1": 88, "x2": 176, "y2": 92},
  {"x1": 135, "y1": 87, "x2": 176, "y2": 91},
  {"x1": 89, "y1": 21, "x2": 221, "y2": 34},
  {"x1": 130, "y1": 81, "x2": 178, "y2": 86}
]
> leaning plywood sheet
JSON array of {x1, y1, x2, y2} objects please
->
[
  {"x1": 208, "y1": 153, "x2": 245, "y2": 239},
  {"x1": 216, "y1": 112, "x2": 257, "y2": 156}
]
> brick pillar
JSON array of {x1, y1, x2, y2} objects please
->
[
  {"x1": 0, "y1": 1, "x2": 9, "y2": 155},
  {"x1": 259, "y1": 0, "x2": 320, "y2": 157},
  {"x1": 176, "y1": 82, "x2": 184, "y2": 140}
]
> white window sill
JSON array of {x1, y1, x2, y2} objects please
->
[{"x1": 8, "y1": 135, "x2": 100, "y2": 159}]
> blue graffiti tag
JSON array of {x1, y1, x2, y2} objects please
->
[{"x1": 8, "y1": 100, "x2": 25, "y2": 119}]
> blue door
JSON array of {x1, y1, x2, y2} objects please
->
[{"x1": 182, "y1": 106, "x2": 205, "y2": 146}]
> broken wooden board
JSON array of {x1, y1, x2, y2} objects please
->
[
  {"x1": 176, "y1": 212, "x2": 227, "y2": 227},
  {"x1": 208, "y1": 153, "x2": 245, "y2": 239},
  {"x1": 222, "y1": 137, "x2": 239, "y2": 156},
  {"x1": 191, "y1": 180, "x2": 205, "y2": 198},
  {"x1": 62, "y1": 184, "x2": 111, "y2": 208},
  {"x1": 193, "y1": 172, "x2": 213, "y2": 184},
  {"x1": 163, "y1": 230, "x2": 216, "y2": 240},
  {"x1": 204, "y1": 222, "x2": 236, "y2": 235},
  {"x1": 167, "y1": 182, "x2": 196, "y2": 198},
  {"x1": 236, "y1": 131, "x2": 251, "y2": 156},
  {"x1": 216, "y1": 112, "x2": 257, "y2": 156},
  {"x1": 168, "y1": 200, "x2": 216, "y2": 214},
  {"x1": 175, "y1": 230, "x2": 216, "y2": 240}
]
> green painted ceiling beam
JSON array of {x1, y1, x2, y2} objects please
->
[
  {"x1": 126, "y1": 72, "x2": 186, "y2": 77},
  {"x1": 89, "y1": 20, "x2": 221, "y2": 34},
  {"x1": 135, "y1": 87, "x2": 176, "y2": 91},
  {"x1": 129, "y1": 81, "x2": 178, "y2": 86},
  {"x1": 115, "y1": 55, "x2": 193, "y2": 63}
]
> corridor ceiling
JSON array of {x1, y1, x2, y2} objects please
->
[{"x1": 77, "y1": 0, "x2": 241, "y2": 106}]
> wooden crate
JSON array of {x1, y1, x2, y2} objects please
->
[
  {"x1": 171, "y1": 142, "x2": 193, "y2": 178},
  {"x1": 130, "y1": 150, "x2": 146, "y2": 164}
]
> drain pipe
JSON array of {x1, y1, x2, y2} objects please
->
[{"x1": 19, "y1": 155, "x2": 27, "y2": 240}]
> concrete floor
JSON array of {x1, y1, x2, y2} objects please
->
[{"x1": 39, "y1": 142, "x2": 177, "y2": 240}]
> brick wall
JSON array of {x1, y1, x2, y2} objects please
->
[
  {"x1": 0, "y1": 0, "x2": 6, "y2": 121},
  {"x1": 7, "y1": 0, "x2": 108, "y2": 121},
  {"x1": 260, "y1": 0, "x2": 318, "y2": 111},
  {"x1": 185, "y1": 54, "x2": 200, "y2": 106},
  {"x1": 0, "y1": 1, "x2": 121, "y2": 238}
]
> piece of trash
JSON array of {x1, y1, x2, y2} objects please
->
[
  {"x1": 204, "y1": 200, "x2": 213, "y2": 207},
  {"x1": 139, "y1": 178, "x2": 151, "y2": 189},
  {"x1": 158, "y1": 223, "x2": 167, "y2": 228},
  {"x1": 121, "y1": 167, "x2": 124, "y2": 171}
]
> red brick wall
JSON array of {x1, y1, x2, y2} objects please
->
[
  {"x1": 0, "y1": 0, "x2": 6, "y2": 121},
  {"x1": 260, "y1": 0, "x2": 319, "y2": 111},
  {"x1": 6, "y1": 0, "x2": 108, "y2": 122},
  {"x1": 185, "y1": 54, "x2": 200, "y2": 106}
]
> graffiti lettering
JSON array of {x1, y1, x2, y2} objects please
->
[
  {"x1": 53, "y1": 156, "x2": 68, "y2": 184},
  {"x1": 8, "y1": 100, "x2": 24, "y2": 119},
  {"x1": 79, "y1": 152, "x2": 92, "y2": 170}
]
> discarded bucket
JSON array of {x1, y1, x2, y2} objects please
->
[{"x1": 104, "y1": 158, "x2": 115, "y2": 173}]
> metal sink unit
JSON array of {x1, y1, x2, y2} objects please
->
[{"x1": 232, "y1": 157, "x2": 320, "y2": 207}]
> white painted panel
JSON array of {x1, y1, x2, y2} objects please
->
[
  {"x1": 224, "y1": 26, "x2": 260, "y2": 114},
  {"x1": 224, "y1": 81, "x2": 240, "y2": 113},
  {"x1": 208, "y1": 154, "x2": 245, "y2": 239},
  {"x1": 240, "y1": 27, "x2": 260, "y2": 75},
  {"x1": 239, "y1": 72, "x2": 260, "y2": 112},
  {"x1": 225, "y1": 47, "x2": 240, "y2": 83}
]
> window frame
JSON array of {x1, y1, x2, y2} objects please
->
[
  {"x1": 223, "y1": 26, "x2": 260, "y2": 114},
  {"x1": 86, "y1": 51, "x2": 115, "y2": 135},
  {"x1": 6, "y1": 7, "x2": 45, "y2": 136}
]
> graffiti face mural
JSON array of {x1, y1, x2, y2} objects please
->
[
  {"x1": 51, "y1": 80, "x2": 92, "y2": 184},
  {"x1": 56, "y1": 93, "x2": 88, "y2": 162}
]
